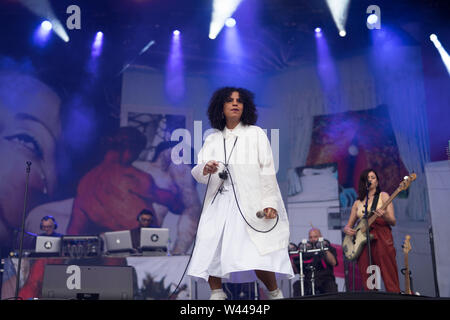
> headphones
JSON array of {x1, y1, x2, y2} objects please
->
[
  {"x1": 137, "y1": 209, "x2": 154, "y2": 222},
  {"x1": 40, "y1": 215, "x2": 58, "y2": 230}
]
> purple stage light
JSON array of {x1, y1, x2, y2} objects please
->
[
  {"x1": 315, "y1": 27, "x2": 323, "y2": 38},
  {"x1": 33, "y1": 20, "x2": 53, "y2": 46},
  {"x1": 429, "y1": 34, "x2": 450, "y2": 75},
  {"x1": 166, "y1": 29, "x2": 185, "y2": 104},
  {"x1": 315, "y1": 29, "x2": 342, "y2": 113},
  {"x1": 91, "y1": 31, "x2": 104, "y2": 57}
]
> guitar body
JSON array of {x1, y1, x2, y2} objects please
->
[{"x1": 343, "y1": 219, "x2": 374, "y2": 261}]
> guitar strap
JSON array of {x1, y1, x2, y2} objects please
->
[{"x1": 370, "y1": 192, "x2": 380, "y2": 216}]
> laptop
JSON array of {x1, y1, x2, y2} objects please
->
[
  {"x1": 35, "y1": 236, "x2": 61, "y2": 255},
  {"x1": 104, "y1": 230, "x2": 134, "y2": 254},
  {"x1": 140, "y1": 228, "x2": 169, "y2": 252}
]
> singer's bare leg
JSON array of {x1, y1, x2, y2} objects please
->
[
  {"x1": 208, "y1": 276, "x2": 222, "y2": 290},
  {"x1": 255, "y1": 270, "x2": 277, "y2": 291}
]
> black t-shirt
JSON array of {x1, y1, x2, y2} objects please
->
[
  {"x1": 39, "y1": 232, "x2": 63, "y2": 237},
  {"x1": 294, "y1": 239, "x2": 338, "y2": 279}
]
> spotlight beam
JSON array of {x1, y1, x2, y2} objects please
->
[
  {"x1": 209, "y1": 0, "x2": 242, "y2": 39},
  {"x1": 20, "y1": 0, "x2": 69, "y2": 42},
  {"x1": 430, "y1": 34, "x2": 450, "y2": 76},
  {"x1": 325, "y1": 0, "x2": 351, "y2": 36}
]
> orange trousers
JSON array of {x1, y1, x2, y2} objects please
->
[{"x1": 357, "y1": 217, "x2": 400, "y2": 293}]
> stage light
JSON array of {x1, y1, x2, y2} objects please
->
[
  {"x1": 34, "y1": 20, "x2": 53, "y2": 46},
  {"x1": 325, "y1": 0, "x2": 350, "y2": 37},
  {"x1": 367, "y1": 13, "x2": 378, "y2": 26},
  {"x1": 209, "y1": 0, "x2": 242, "y2": 39},
  {"x1": 430, "y1": 34, "x2": 438, "y2": 43},
  {"x1": 91, "y1": 31, "x2": 104, "y2": 57},
  {"x1": 430, "y1": 34, "x2": 450, "y2": 75},
  {"x1": 41, "y1": 20, "x2": 52, "y2": 31},
  {"x1": 339, "y1": 30, "x2": 347, "y2": 37},
  {"x1": 166, "y1": 27, "x2": 185, "y2": 103},
  {"x1": 315, "y1": 27, "x2": 323, "y2": 38},
  {"x1": 225, "y1": 17, "x2": 236, "y2": 28},
  {"x1": 20, "y1": 0, "x2": 69, "y2": 42},
  {"x1": 315, "y1": 25, "x2": 341, "y2": 113}
]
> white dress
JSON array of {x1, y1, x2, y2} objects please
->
[{"x1": 187, "y1": 123, "x2": 294, "y2": 282}]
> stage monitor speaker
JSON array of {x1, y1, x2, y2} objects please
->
[{"x1": 42, "y1": 264, "x2": 134, "y2": 300}]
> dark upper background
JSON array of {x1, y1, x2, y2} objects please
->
[{"x1": 1, "y1": 0, "x2": 449, "y2": 168}]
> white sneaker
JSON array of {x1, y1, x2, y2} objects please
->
[
  {"x1": 209, "y1": 289, "x2": 227, "y2": 300},
  {"x1": 268, "y1": 288, "x2": 284, "y2": 300}
]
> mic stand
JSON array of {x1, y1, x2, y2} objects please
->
[
  {"x1": 363, "y1": 186, "x2": 373, "y2": 281},
  {"x1": 299, "y1": 239, "x2": 307, "y2": 297},
  {"x1": 15, "y1": 161, "x2": 32, "y2": 300},
  {"x1": 308, "y1": 265, "x2": 316, "y2": 296},
  {"x1": 428, "y1": 225, "x2": 440, "y2": 297},
  {"x1": 299, "y1": 250, "x2": 305, "y2": 297}
]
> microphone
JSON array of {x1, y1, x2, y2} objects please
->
[
  {"x1": 367, "y1": 181, "x2": 372, "y2": 188},
  {"x1": 256, "y1": 210, "x2": 266, "y2": 219},
  {"x1": 218, "y1": 170, "x2": 228, "y2": 180}
]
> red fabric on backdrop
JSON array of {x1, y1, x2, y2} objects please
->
[{"x1": 306, "y1": 105, "x2": 409, "y2": 194}]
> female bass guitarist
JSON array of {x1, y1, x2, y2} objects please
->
[{"x1": 343, "y1": 169, "x2": 401, "y2": 293}]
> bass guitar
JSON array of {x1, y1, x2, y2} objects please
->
[
  {"x1": 402, "y1": 235, "x2": 413, "y2": 294},
  {"x1": 343, "y1": 173, "x2": 416, "y2": 261}
]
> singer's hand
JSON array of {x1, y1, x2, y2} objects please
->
[
  {"x1": 263, "y1": 207, "x2": 278, "y2": 219},
  {"x1": 203, "y1": 160, "x2": 219, "y2": 175}
]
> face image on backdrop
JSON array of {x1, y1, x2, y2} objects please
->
[{"x1": 0, "y1": 71, "x2": 61, "y2": 250}]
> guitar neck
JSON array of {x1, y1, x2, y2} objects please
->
[
  {"x1": 380, "y1": 189, "x2": 400, "y2": 211},
  {"x1": 362, "y1": 189, "x2": 401, "y2": 231},
  {"x1": 404, "y1": 253, "x2": 412, "y2": 294}
]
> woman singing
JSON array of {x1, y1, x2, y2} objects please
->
[
  {"x1": 343, "y1": 169, "x2": 400, "y2": 292},
  {"x1": 187, "y1": 87, "x2": 294, "y2": 300}
]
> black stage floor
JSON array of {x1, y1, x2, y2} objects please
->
[{"x1": 284, "y1": 291, "x2": 447, "y2": 300}]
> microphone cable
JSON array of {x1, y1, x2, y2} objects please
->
[
  {"x1": 219, "y1": 136, "x2": 279, "y2": 233},
  {"x1": 168, "y1": 173, "x2": 212, "y2": 300},
  {"x1": 223, "y1": 163, "x2": 279, "y2": 233}
]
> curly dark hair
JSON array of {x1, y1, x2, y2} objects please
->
[
  {"x1": 207, "y1": 87, "x2": 258, "y2": 130},
  {"x1": 357, "y1": 168, "x2": 381, "y2": 201}
]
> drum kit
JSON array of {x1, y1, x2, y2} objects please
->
[{"x1": 289, "y1": 237, "x2": 329, "y2": 296}]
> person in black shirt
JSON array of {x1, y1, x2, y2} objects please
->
[
  {"x1": 130, "y1": 209, "x2": 157, "y2": 250},
  {"x1": 292, "y1": 228, "x2": 338, "y2": 296}
]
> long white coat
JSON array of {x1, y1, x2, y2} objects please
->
[{"x1": 191, "y1": 122, "x2": 290, "y2": 255}]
